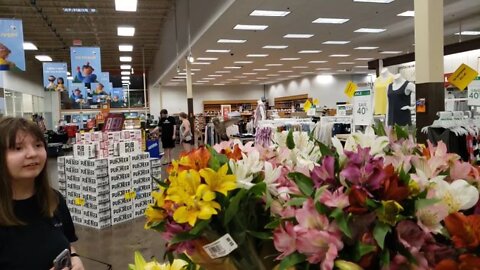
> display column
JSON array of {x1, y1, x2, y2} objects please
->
[
  {"x1": 185, "y1": 59, "x2": 195, "y2": 140},
  {"x1": 414, "y1": 0, "x2": 444, "y2": 143}
]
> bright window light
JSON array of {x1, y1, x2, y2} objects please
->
[
  {"x1": 23, "y1": 42, "x2": 38, "y2": 50},
  {"x1": 196, "y1": 57, "x2": 218, "y2": 61},
  {"x1": 218, "y1": 39, "x2": 247, "y2": 43},
  {"x1": 119, "y1": 45, "x2": 133, "y2": 51},
  {"x1": 263, "y1": 45, "x2": 288, "y2": 49},
  {"x1": 455, "y1": 31, "x2": 480, "y2": 36},
  {"x1": 355, "y1": 46, "x2": 379, "y2": 50},
  {"x1": 298, "y1": 50, "x2": 322, "y2": 53},
  {"x1": 284, "y1": 34, "x2": 314, "y2": 38},
  {"x1": 121, "y1": 76, "x2": 130, "y2": 80},
  {"x1": 353, "y1": 0, "x2": 395, "y2": 3},
  {"x1": 224, "y1": 66, "x2": 242, "y2": 69},
  {"x1": 312, "y1": 18, "x2": 349, "y2": 24},
  {"x1": 120, "y1": 56, "x2": 132, "y2": 62},
  {"x1": 323, "y1": 41, "x2": 350, "y2": 44},
  {"x1": 280, "y1": 58, "x2": 300, "y2": 61},
  {"x1": 121, "y1": 71, "x2": 131, "y2": 75},
  {"x1": 35, "y1": 55, "x2": 52, "y2": 61},
  {"x1": 234, "y1": 61, "x2": 253, "y2": 64},
  {"x1": 67, "y1": 76, "x2": 73, "y2": 80},
  {"x1": 380, "y1": 51, "x2": 402, "y2": 54},
  {"x1": 398, "y1": 10, "x2": 414, "y2": 17},
  {"x1": 206, "y1": 49, "x2": 231, "y2": 53},
  {"x1": 234, "y1": 24, "x2": 268, "y2": 31},
  {"x1": 356, "y1": 58, "x2": 374, "y2": 60},
  {"x1": 120, "y1": 65, "x2": 131, "y2": 69},
  {"x1": 247, "y1": 54, "x2": 268, "y2": 57},
  {"x1": 117, "y1": 26, "x2": 135, "y2": 36},
  {"x1": 355, "y1": 28, "x2": 386, "y2": 33},
  {"x1": 265, "y1": 63, "x2": 283, "y2": 66},
  {"x1": 309, "y1": 60, "x2": 328, "y2": 63},
  {"x1": 115, "y1": 0, "x2": 137, "y2": 12},
  {"x1": 330, "y1": 54, "x2": 350, "y2": 57},
  {"x1": 250, "y1": 10, "x2": 290, "y2": 17}
]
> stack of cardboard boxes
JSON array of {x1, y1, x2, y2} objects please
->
[
  {"x1": 108, "y1": 156, "x2": 134, "y2": 226},
  {"x1": 74, "y1": 130, "x2": 143, "y2": 158},
  {"x1": 131, "y1": 153, "x2": 152, "y2": 218},
  {"x1": 150, "y1": 158, "x2": 162, "y2": 191}
]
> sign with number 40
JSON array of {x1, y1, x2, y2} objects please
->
[
  {"x1": 468, "y1": 80, "x2": 480, "y2": 106},
  {"x1": 353, "y1": 89, "x2": 373, "y2": 126}
]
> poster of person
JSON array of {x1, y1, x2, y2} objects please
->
[
  {"x1": 68, "y1": 83, "x2": 87, "y2": 109},
  {"x1": 70, "y1": 47, "x2": 101, "y2": 83},
  {"x1": 90, "y1": 82, "x2": 111, "y2": 105},
  {"x1": 42, "y1": 62, "x2": 68, "y2": 91},
  {"x1": 110, "y1": 87, "x2": 125, "y2": 108},
  {"x1": 0, "y1": 19, "x2": 25, "y2": 71}
]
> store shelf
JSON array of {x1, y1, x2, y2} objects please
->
[{"x1": 203, "y1": 99, "x2": 258, "y2": 117}]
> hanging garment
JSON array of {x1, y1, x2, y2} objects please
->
[
  {"x1": 374, "y1": 76, "x2": 394, "y2": 115},
  {"x1": 387, "y1": 81, "x2": 412, "y2": 126}
]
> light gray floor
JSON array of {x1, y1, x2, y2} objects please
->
[{"x1": 47, "y1": 146, "x2": 182, "y2": 269}]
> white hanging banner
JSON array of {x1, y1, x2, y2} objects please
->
[
  {"x1": 467, "y1": 78, "x2": 480, "y2": 106},
  {"x1": 353, "y1": 89, "x2": 373, "y2": 126}
]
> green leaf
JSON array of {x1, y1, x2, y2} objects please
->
[
  {"x1": 286, "y1": 197, "x2": 307, "y2": 206},
  {"x1": 330, "y1": 208, "x2": 352, "y2": 238},
  {"x1": 249, "y1": 182, "x2": 267, "y2": 197},
  {"x1": 380, "y1": 249, "x2": 390, "y2": 268},
  {"x1": 366, "y1": 198, "x2": 379, "y2": 209},
  {"x1": 247, "y1": 230, "x2": 272, "y2": 240},
  {"x1": 399, "y1": 168, "x2": 410, "y2": 185},
  {"x1": 279, "y1": 253, "x2": 306, "y2": 270},
  {"x1": 288, "y1": 172, "x2": 314, "y2": 196},
  {"x1": 318, "y1": 142, "x2": 334, "y2": 156},
  {"x1": 415, "y1": 198, "x2": 442, "y2": 210},
  {"x1": 190, "y1": 220, "x2": 210, "y2": 235},
  {"x1": 373, "y1": 121, "x2": 387, "y2": 137},
  {"x1": 373, "y1": 222, "x2": 391, "y2": 249},
  {"x1": 286, "y1": 129, "x2": 295, "y2": 150},
  {"x1": 171, "y1": 232, "x2": 197, "y2": 245},
  {"x1": 354, "y1": 243, "x2": 377, "y2": 261},
  {"x1": 224, "y1": 189, "x2": 247, "y2": 226},
  {"x1": 265, "y1": 219, "x2": 281, "y2": 229},
  {"x1": 394, "y1": 124, "x2": 409, "y2": 140},
  {"x1": 154, "y1": 179, "x2": 168, "y2": 188},
  {"x1": 314, "y1": 185, "x2": 328, "y2": 202},
  {"x1": 206, "y1": 145, "x2": 228, "y2": 170},
  {"x1": 316, "y1": 201, "x2": 329, "y2": 215}
]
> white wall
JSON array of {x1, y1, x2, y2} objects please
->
[{"x1": 2, "y1": 65, "x2": 44, "y2": 97}]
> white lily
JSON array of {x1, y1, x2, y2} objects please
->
[
  {"x1": 229, "y1": 150, "x2": 263, "y2": 190},
  {"x1": 351, "y1": 126, "x2": 389, "y2": 156},
  {"x1": 263, "y1": 162, "x2": 282, "y2": 196},
  {"x1": 430, "y1": 178, "x2": 479, "y2": 213},
  {"x1": 410, "y1": 168, "x2": 446, "y2": 193}
]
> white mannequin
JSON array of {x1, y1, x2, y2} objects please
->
[
  {"x1": 254, "y1": 99, "x2": 266, "y2": 127},
  {"x1": 391, "y1": 73, "x2": 416, "y2": 111},
  {"x1": 380, "y1": 68, "x2": 393, "y2": 80}
]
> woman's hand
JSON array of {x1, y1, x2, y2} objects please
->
[{"x1": 71, "y1": 256, "x2": 85, "y2": 270}]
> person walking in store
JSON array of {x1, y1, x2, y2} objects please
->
[
  {"x1": 152, "y1": 109, "x2": 177, "y2": 165},
  {"x1": 179, "y1": 112, "x2": 193, "y2": 153},
  {"x1": 0, "y1": 117, "x2": 84, "y2": 270}
]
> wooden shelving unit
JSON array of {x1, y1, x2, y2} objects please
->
[
  {"x1": 274, "y1": 94, "x2": 310, "y2": 117},
  {"x1": 203, "y1": 99, "x2": 258, "y2": 117}
]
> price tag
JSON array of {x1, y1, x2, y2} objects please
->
[
  {"x1": 468, "y1": 80, "x2": 480, "y2": 106},
  {"x1": 353, "y1": 90, "x2": 373, "y2": 126},
  {"x1": 202, "y1": 233, "x2": 238, "y2": 259},
  {"x1": 125, "y1": 191, "x2": 137, "y2": 200},
  {"x1": 448, "y1": 64, "x2": 478, "y2": 91},
  {"x1": 74, "y1": 197, "x2": 85, "y2": 206},
  {"x1": 344, "y1": 81, "x2": 358, "y2": 98}
]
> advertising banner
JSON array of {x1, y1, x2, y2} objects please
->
[
  {"x1": 0, "y1": 19, "x2": 25, "y2": 71},
  {"x1": 69, "y1": 83, "x2": 87, "y2": 109},
  {"x1": 353, "y1": 89, "x2": 373, "y2": 126},
  {"x1": 110, "y1": 87, "x2": 125, "y2": 108},
  {"x1": 70, "y1": 47, "x2": 101, "y2": 83},
  {"x1": 90, "y1": 82, "x2": 111, "y2": 106},
  {"x1": 43, "y1": 62, "x2": 68, "y2": 91}
]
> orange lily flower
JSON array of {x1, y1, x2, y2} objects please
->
[{"x1": 444, "y1": 212, "x2": 480, "y2": 250}]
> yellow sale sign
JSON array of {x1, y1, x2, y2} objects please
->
[
  {"x1": 448, "y1": 63, "x2": 478, "y2": 91},
  {"x1": 344, "y1": 81, "x2": 358, "y2": 98}
]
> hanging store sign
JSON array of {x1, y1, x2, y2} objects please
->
[
  {"x1": 0, "y1": 19, "x2": 25, "y2": 71},
  {"x1": 353, "y1": 89, "x2": 373, "y2": 126},
  {"x1": 43, "y1": 62, "x2": 68, "y2": 91},
  {"x1": 448, "y1": 63, "x2": 478, "y2": 91},
  {"x1": 70, "y1": 47, "x2": 102, "y2": 83},
  {"x1": 344, "y1": 81, "x2": 358, "y2": 98}
]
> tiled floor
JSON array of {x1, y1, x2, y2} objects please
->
[{"x1": 48, "y1": 146, "x2": 183, "y2": 269}]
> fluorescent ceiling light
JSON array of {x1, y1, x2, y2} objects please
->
[
  {"x1": 177, "y1": 72, "x2": 195, "y2": 75},
  {"x1": 247, "y1": 54, "x2": 268, "y2": 57},
  {"x1": 234, "y1": 24, "x2": 268, "y2": 31},
  {"x1": 298, "y1": 50, "x2": 321, "y2": 53},
  {"x1": 293, "y1": 66, "x2": 308, "y2": 69},
  {"x1": 355, "y1": 66, "x2": 369, "y2": 68},
  {"x1": 214, "y1": 83, "x2": 225, "y2": 86},
  {"x1": 339, "y1": 62, "x2": 355, "y2": 64},
  {"x1": 279, "y1": 70, "x2": 293, "y2": 73},
  {"x1": 253, "y1": 68, "x2": 268, "y2": 71},
  {"x1": 120, "y1": 56, "x2": 132, "y2": 62},
  {"x1": 203, "y1": 78, "x2": 215, "y2": 80},
  {"x1": 115, "y1": 0, "x2": 137, "y2": 11},
  {"x1": 267, "y1": 74, "x2": 280, "y2": 77},
  {"x1": 398, "y1": 10, "x2": 414, "y2": 17},
  {"x1": 119, "y1": 44, "x2": 133, "y2": 51},
  {"x1": 224, "y1": 66, "x2": 242, "y2": 69},
  {"x1": 250, "y1": 10, "x2": 290, "y2": 17},
  {"x1": 312, "y1": 18, "x2": 349, "y2": 24},
  {"x1": 122, "y1": 81, "x2": 130, "y2": 84},
  {"x1": 353, "y1": 0, "x2": 394, "y2": 3},
  {"x1": 280, "y1": 58, "x2": 300, "y2": 61},
  {"x1": 455, "y1": 31, "x2": 480, "y2": 36},
  {"x1": 316, "y1": 68, "x2": 332, "y2": 70},
  {"x1": 301, "y1": 72, "x2": 315, "y2": 74},
  {"x1": 197, "y1": 80, "x2": 209, "y2": 83},
  {"x1": 67, "y1": 71, "x2": 71, "y2": 76},
  {"x1": 206, "y1": 49, "x2": 231, "y2": 53},
  {"x1": 63, "y1": 8, "x2": 97, "y2": 13},
  {"x1": 23, "y1": 42, "x2": 38, "y2": 50},
  {"x1": 355, "y1": 58, "x2": 374, "y2": 60},
  {"x1": 266, "y1": 63, "x2": 283, "y2": 66},
  {"x1": 35, "y1": 55, "x2": 52, "y2": 61},
  {"x1": 284, "y1": 34, "x2": 314, "y2": 39},
  {"x1": 380, "y1": 51, "x2": 402, "y2": 54},
  {"x1": 121, "y1": 71, "x2": 131, "y2": 75},
  {"x1": 67, "y1": 76, "x2": 73, "y2": 80},
  {"x1": 243, "y1": 72, "x2": 257, "y2": 75},
  {"x1": 218, "y1": 39, "x2": 247, "y2": 43},
  {"x1": 355, "y1": 28, "x2": 386, "y2": 33},
  {"x1": 355, "y1": 46, "x2": 379, "y2": 50},
  {"x1": 309, "y1": 60, "x2": 328, "y2": 63},
  {"x1": 189, "y1": 68, "x2": 201, "y2": 71},
  {"x1": 215, "y1": 71, "x2": 230, "y2": 74},
  {"x1": 323, "y1": 41, "x2": 350, "y2": 44},
  {"x1": 208, "y1": 74, "x2": 222, "y2": 77},
  {"x1": 121, "y1": 76, "x2": 130, "y2": 80},
  {"x1": 263, "y1": 45, "x2": 288, "y2": 49},
  {"x1": 234, "y1": 61, "x2": 253, "y2": 64},
  {"x1": 235, "y1": 76, "x2": 247, "y2": 78},
  {"x1": 117, "y1": 26, "x2": 135, "y2": 36},
  {"x1": 288, "y1": 75, "x2": 300, "y2": 78},
  {"x1": 192, "y1": 62, "x2": 211, "y2": 65},
  {"x1": 257, "y1": 77, "x2": 268, "y2": 79},
  {"x1": 249, "y1": 80, "x2": 259, "y2": 82},
  {"x1": 197, "y1": 57, "x2": 218, "y2": 61},
  {"x1": 120, "y1": 65, "x2": 131, "y2": 69},
  {"x1": 330, "y1": 54, "x2": 350, "y2": 57},
  {"x1": 227, "y1": 78, "x2": 239, "y2": 81}
]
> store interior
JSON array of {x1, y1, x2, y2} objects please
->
[{"x1": 2, "y1": 0, "x2": 480, "y2": 269}]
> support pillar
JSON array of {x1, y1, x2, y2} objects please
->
[
  {"x1": 185, "y1": 59, "x2": 194, "y2": 141},
  {"x1": 414, "y1": 0, "x2": 445, "y2": 143}
]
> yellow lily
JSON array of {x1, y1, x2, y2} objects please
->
[
  {"x1": 377, "y1": 200, "x2": 404, "y2": 226},
  {"x1": 144, "y1": 204, "x2": 167, "y2": 229},
  {"x1": 199, "y1": 163, "x2": 237, "y2": 196},
  {"x1": 167, "y1": 169, "x2": 202, "y2": 204},
  {"x1": 173, "y1": 200, "x2": 221, "y2": 226},
  {"x1": 129, "y1": 251, "x2": 189, "y2": 270}
]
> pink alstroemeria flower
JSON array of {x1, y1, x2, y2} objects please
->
[
  {"x1": 340, "y1": 147, "x2": 386, "y2": 191},
  {"x1": 273, "y1": 222, "x2": 297, "y2": 259},
  {"x1": 311, "y1": 156, "x2": 336, "y2": 188},
  {"x1": 319, "y1": 187, "x2": 350, "y2": 209}
]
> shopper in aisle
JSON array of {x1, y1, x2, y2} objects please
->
[
  {"x1": 179, "y1": 112, "x2": 193, "y2": 152},
  {"x1": 0, "y1": 117, "x2": 84, "y2": 270},
  {"x1": 152, "y1": 109, "x2": 177, "y2": 165}
]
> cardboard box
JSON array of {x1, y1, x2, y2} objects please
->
[
  {"x1": 150, "y1": 158, "x2": 162, "y2": 168},
  {"x1": 118, "y1": 141, "x2": 140, "y2": 156},
  {"x1": 73, "y1": 144, "x2": 96, "y2": 159}
]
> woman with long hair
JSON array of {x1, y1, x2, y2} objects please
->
[{"x1": 179, "y1": 112, "x2": 193, "y2": 152}]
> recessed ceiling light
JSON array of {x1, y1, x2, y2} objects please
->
[
  {"x1": 215, "y1": 71, "x2": 231, "y2": 73},
  {"x1": 235, "y1": 61, "x2": 253, "y2": 64},
  {"x1": 121, "y1": 71, "x2": 131, "y2": 75},
  {"x1": 355, "y1": 58, "x2": 374, "y2": 60},
  {"x1": 323, "y1": 41, "x2": 350, "y2": 44},
  {"x1": 120, "y1": 56, "x2": 132, "y2": 62},
  {"x1": 279, "y1": 70, "x2": 293, "y2": 73},
  {"x1": 455, "y1": 31, "x2": 480, "y2": 36},
  {"x1": 250, "y1": 10, "x2": 290, "y2": 17},
  {"x1": 119, "y1": 44, "x2": 133, "y2": 51},
  {"x1": 355, "y1": 28, "x2": 386, "y2": 33},
  {"x1": 121, "y1": 76, "x2": 130, "y2": 80},
  {"x1": 267, "y1": 74, "x2": 280, "y2": 77},
  {"x1": 312, "y1": 18, "x2": 349, "y2": 24},
  {"x1": 235, "y1": 76, "x2": 247, "y2": 78},
  {"x1": 208, "y1": 74, "x2": 223, "y2": 77},
  {"x1": 253, "y1": 68, "x2": 268, "y2": 71},
  {"x1": 117, "y1": 26, "x2": 135, "y2": 36},
  {"x1": 280, "y1": 58, "x2": 300, "y2": 61},
  {"x1": 206, "y1": 49, "x2": 231, "y2": 53},
  {"x1": 224, "y1": 66, "x2": 242, "y2": 69},
  {"x1": 192, "y1": 62, "x2": 211, "y2": 65},
  {"x1": 298, "y1": 50, "x2": 322, "y2": 53},
  {"x1": 263, "y1": 45, "x2": 288, "y2": 49},
  {"x1": 309, "y1": 60, "x2": 328, "y2": 63},
  {"x1": 398, "y1": 10, "x2": 414, "y2": 17},
  {"x1": 197, "y1": 57, "x2": 218, "y2": 61},
  {"x1": 339, "y1": 62, "x2": 355, "y2": 64},
  {"x1": 293, "y1": 66, "x2": 308, "y2": 69},
  {"x1": 380, "y1": 51, "x2": 402, "y2": 54},
  {"x1": 355, "y1": 46, "x2": 379, "y2": 50},
  {"x1": 353, "y1": 0, "x2": 394, "y2": 3},
  {"x1": 355, "y1": 66, "x2": 369, "y2": 68},
  {"x1": 247, "y1": 54, "x2": 268, "y2": 57},
  {"x1": 243, "y1": 72, "x2": 257, "y2": 75},
  {"x1": 23, "y1": 42, "x2": 38, "y2": 50},
  {"x1": 35, "y1": 55, "x2": 52, "y2": 61},
  {"x1": 234, "y1": 24, "x2": 268, "y2": 31},
  {"x1": 115, "y1": 0, "x2": 137, "y2": 11},
  {"x1": 218, "y1": 39, "x2": 247, "y2": 43},
  {"x1": 284, "y1": 34, "x2": 314, "y2": 39},
  {"x1": 316, "y1": 68, "x2": 332, "y2": 70},
  {"x1": 265, "y1": 63, "x2": 283, "y2": 66},
  {"x1": 120, "y1": 65, "x2": 131, "y2": 69},
  {"x1": 330, "y1": 54, "x2": 350, "y2": 57}
]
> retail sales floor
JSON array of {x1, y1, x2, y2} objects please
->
[{"x1": 47, "y1": 146, "x2": 181, "y2": 269}]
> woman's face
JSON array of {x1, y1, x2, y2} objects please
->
[{"x1": 6, "y1": 131, "x2": 46, "y2": 182}]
